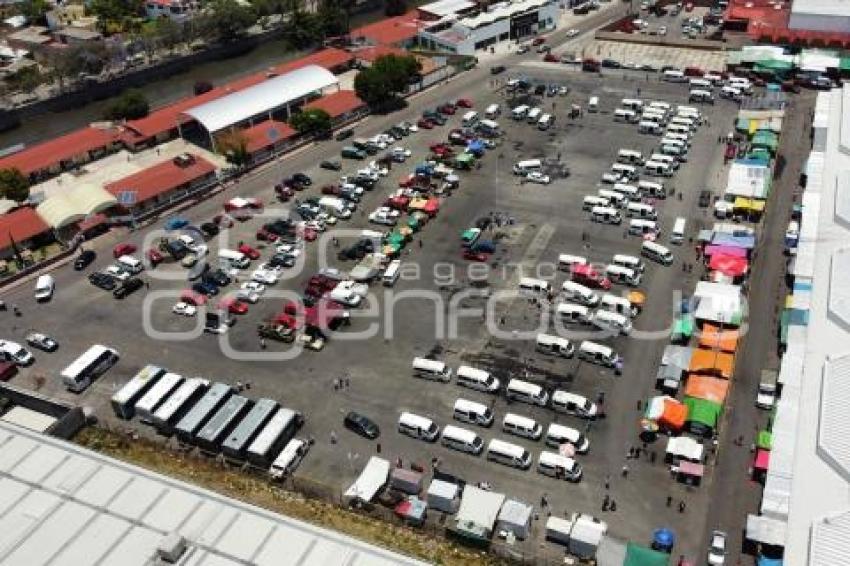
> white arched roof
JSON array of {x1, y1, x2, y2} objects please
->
[
  {"x1": 182, "y1": 65, "x2": 338, "y2": 134},
  {"x1": 37, "y1": 184, "x2": 116, "y2": 229}
]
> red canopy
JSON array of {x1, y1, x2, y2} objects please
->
[
  {"x1": 704, "y1": 245, "x2": 747, "y2": 258},
  {"x1": 423, "y1": 197, "x2": 440, "y2": 216},
  {"x1": 754, "y1": 448, "x2": 770, "y2": 471},
  {"x1": 709, "y1": 254, "x2": 749, "y2": 277},
  {"x1": 678, "y1": 460, "x2": 704, "y2": 477}
]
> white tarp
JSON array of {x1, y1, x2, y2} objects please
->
[
  {"x1": 746, "y1": 514, "x2": 786, "y2": 546},
  {"x1": 666, "y1": 436, "x2": 704, "y2": 463},
  {"x1": 455, "y1": 486, "x2": 505, "y2": 538},
  {"x1": 694, "y1": 281, "x2": 743, "y2": 325},
  {"x1": 426, "y1": 480, "x2": 459, "y2": 514},
  {"x1": 724, "y1": 161, "x2": 771, "y2": 199},
  {"x1": 496, "y1": 499, "x2": 533, "y2": 540},
  {"x1": 344, "y1": 456, "x2": 390, "y2": 502}
]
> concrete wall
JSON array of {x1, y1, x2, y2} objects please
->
[{"x1": 0, "y1": 382, "x2": 86, "y2": 439}]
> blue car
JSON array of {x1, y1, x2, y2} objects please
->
[
  {"x1": 192, "y1": 281, "x2": 218, "y2": 296},
  {"x1": 472, "y1": 240, "x2": 496, "y2": 253}
]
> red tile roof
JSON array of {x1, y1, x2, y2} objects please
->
[
  {"x1": 104, "y1": 154, "x2": 216, "y2": 205},
  {"x1": 352, "y1": 45, "x2": 407, "y2": 63},
  {"x1": 303, "y1": 90, "x2": 365, "y2": 118},
  {"x1": 0, "y1": 207, "x2": 50, "y2": 249},
  {"x1": 351, "y1": 12, "x2": 422, "y2": 45},
  {"x1": 0, "y1": 127, "x2": 118, "y2": 176},
  {"x1": 240, "y1": 121, "x2": 297, "y2": 154}
]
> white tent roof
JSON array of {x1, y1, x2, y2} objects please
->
[
  {"x1": 344, "y1": 456, "x2": 390, "y2": 502},
  {"x1": 725, "y1": 161, "x2": 771, "y2": 199},
  {"x1": 666, "y1": 436, "x2": 704, "y2": 462},
  {"x1": 746, "y1": 514, "x2": 786, "y2": 546},
  {"x1": 183, "y1": 65, "x2": 337, "y2": 133},
  {"x1": 456, "y1": 486, "x2": 505, "y2": 531},
  {"x1": 497, "y1": 499, "x2": 533, "y2": 527}
]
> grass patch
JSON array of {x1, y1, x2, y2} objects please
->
[{"x1": 75, "y1": 426, "x2": 507, "y2": 566}]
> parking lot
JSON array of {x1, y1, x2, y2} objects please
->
[{"x1": 2, "y1": 66, "x2": 750, "y2": 560}]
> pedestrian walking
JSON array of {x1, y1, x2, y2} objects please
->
[
  {"x1": 376, "y1": 442, "x2": 382, "y2": 454},
  {"x1": 604, "y1": 474, "x2": 610, "y2": 490},
  {"x1": 345, "y1": 377, "x2": 350, "y2": 389},
  {"x1": 621, "y1": 464, "x2": 629, "y2": 477},
  {"x1": 418, "y1": 239, "x2": 423, "y2": 248},
  {"x1": 541, "y1": 493, "x2": 549, "y2": 507},
  {"x1": 260, "y1": 338, "x2": 266, "y2": 350},
  {"x1": 609, "y1": 500, "x2": 617, "y2": 512},
  {"x1": 330, "y1": 430, "x2": 337, "y2": 444},
  {"x1": 678, "y1": 500, "x2": 686, "y2": 513},
  {"x1": 666, "y1": 495, "x2": 672, "y2": 507}
]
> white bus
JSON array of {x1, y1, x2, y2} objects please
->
[
  {"x1": 111, "y1": 364, "x2": 165, "y2": 420},
  {"x1": 152, "y1": 377, "x2": 210, "y2": 435},
  {"x1": 61, "y1": 345, "x2": 120, "y2": 393},
  {"x1": 134, "y1": 371, "x2": 185, "y2": 423}
]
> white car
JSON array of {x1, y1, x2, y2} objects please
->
[
  {"x1": 658, "y1": 25, "x2": 667, "y2": 35},
  {"x1": 104, "y1": 265, "x2": 131, "y2": 281},
  {"x1": 236, "y1": 289, "x2": 260, "y2": 303},
  {"x1": 329, "y1": 287, "x2": 362, "y2": 307},
  {"x1": 404, "y1": 122, "x2": 418, "y2": 133},
  {"x1": 275, "y1": 244, "x2": 302, "y2": 258},
  {"x1": 601, "y1": 173, "x2": 624, "y2": 184},
  {"x1": 336, "y1": 279, "x2": 369, "y2": 298},
  {"x1": 369, "y1": 208, "x2": 399, "y2": 226},
  {"x1": 566, "y1": 28, "x2": 580, "y2": 37},
  {"x1": 251, "y1": 269, "x2": 279, "y2": 285},
  {"x1": 172, "y1": 302, "x2": 197, "y2": 316},
  {"x1": 392, "y1": 146, "x2": 411, "y2": 158},
  {"x1": 558, "y1": 85, "x2": 569, "y2": 96},
  {"x1": 517, "y1": 44, "x2": 530, "y2": 54},
  {"x1": 368, "y1": 161, "x2": 389, "y2": 176},
  {"x1": 241, "y1": 281, "x2": 266, "y2": 294},
  {"x1": 204, "y1": 323, "x2": 229, "y2": 335},
  {"x1": 0, "y1": 340, "x2": 34, "y2": 366},
  {"x1": 526, "y1": 171, "x2": 551, "y2": 184},
  {"x1": 257, "y1": 262, "x2": 284, "y2": 274},
  {"x1": 357, "y1": 169, "x2": 380, "y2": 182},
  {"x1": 369, "y1": 136, "x2": 388, "y2": 149},
  {"x1": 708, "y1": 530, "x2": 727, "y2": 565}
]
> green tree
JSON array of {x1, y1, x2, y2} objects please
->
[
  {"x1": 152, "y1": 17, "x2": 183, "y2": 52},
  {"x1": 20, "y1": 0, "x2": 50, "y2": 24},
  {"x1": 0, "y1": 168, "x2": 30, "y2": 203},
  {"x1": 354, "y1": 54, "x2": 421, "y2": 111},
  {"x1": 105, "y1": 89, "x2": 150, "y2": 120},
  {"x1": 89, "y1": 0, "x2": 143, "y2": 33},
  {"x1": 316, "y1": 0, "x2": 348, "y2": 36},
  {"x1": 289, "y1": 108, "x2": 331, "y2": 136},
  {"x1": 217, "y1": 131, "x2": 250, "y2": 166},
  {"x1": 384, "y1": 0, "x2": 406, "y2": 17},
  {"x1": 203, "y1": 0, "x2": 258, "y2": 42},
  {"x1": 283, "y1": 9, "x2": 321, "y2": 48}
]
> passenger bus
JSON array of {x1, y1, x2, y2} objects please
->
[
  {"x1": 174, "y1": 383, "x2": 233, "y2": 443},
  {"x1": 152, "y1": 377, "x2": 210, "y2": 435},
  {"x1": 195, "y1": 395, "x2": 252, "y2": 454},
  {"x1": 61, "y1": 345, "x2": 119, "y2": 393},
  {"x1": 245, "y1": 408, "x2": 303, "y2": 468},
  {"x1": 222, "y1": 398, "x2": 279, "y2": 463},
  {"x1": 134, "y1": 372, "x2": 184, "y2": 423},
  {"x1": 111, "y1": 364, "x2": 165, "y2": 419}
]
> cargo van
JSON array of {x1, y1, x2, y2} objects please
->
[
  {"x1": 506, "y1": 378, "x2": 549, "y2": 406},
  {"x1": 512, "y1": 104, "x2": 530, "y2": 119},
  {"x1": 219, "y1": 249, "x2": 251, "y2": 269},
  {"x1": 637, "y1": 180, "x2": 666, "y2": 198},
  {"x1": 583, "y1": 195, "x2": 610, "y2": 211},
  {"x1": 614, "y1": 108, "x2": 638, "y2": 123},
  {"x1": 519, "y1": 277, "x2": 551, "y2": 297},
  {"x1": 612, "y1": 254, "x2": 644, "y2": 273},
  {"x1": 599, "y1": 293, "x2": 639, "y2": 318},
  {"x1": 588, "y1": 96, "x2": 599, "y2": 112},
  {"x1": 462, "y1": 111, "x2": 479, "y2": 126},
  {"x1": 621, "y1": 98, "x2": 643, "y2": 111},
  {"x1": 545, "y1": 423, "x2": 589, "y2": 452},
  {"x1": 617, "y1": 149, "x2": 644, "y2": 165},
  {"x1": 538, "y1": 451, "x2": 582, "y2": 481},
  {"x1": 626, "y1": 202, "x2": 657, "y2": 220},
  {"x1": 537, "y1": 113, "x2": 555, "y2": 130},
  {"x1": 536, "y1": 333, "x2": 575, "y2": 357},
  {"x1": 689, "y1": 89, "x2": 714, "y2": 104},
  {"x1": 611, "y1": 163, "x2": 637, "y2": 180},
  {"x1": 628, "y1": 218, "x2": 658, "y2": 237},
  {"x1": 671, "y1": 217, "x2": 687, "y2": 244},
  {"x1": 558, "y1": 254, "x2": 588, "y2": 271},
  {"x1": 441, "y1": 425, "x2": 484, "y2": 454},
  {"x1": 412, "y1": 357, "x2": 452, "y2": 382},
  {"x1": 485, "y1": 103, "x2": 501, "y2": 118},
  {"x1": 641, "y1": 240, "x2": 674, "y2": 265},
  {"x1": 398, "y1": 412, "x2": 440, "y2": 441},
  {"x1": 526, "y1": 107, "x2": 543, "y2": 124},
  {"x1": 456, "y1": 365, "x2": 500, "y2": 393},
  {"x1": 552, "y1": 389, "x2": 599, "y2": 418},
  {"x1": 597, "y1": 189, "x2": 625, "y2": 208},
  {"x1": 561, "y1": 280, "x2": 600, "y2": 307},
  {"x1": 605, "y1": 264, "x2": 642, "y2": 286},
  {"x1": 591, "y1": 206, "x2": 622, "y2": 225},
  {"x1": 513, "y1": 159, "x2": 543, "y2": 175},
  {"x1": 453, "y1": 398, "x2": 494, "y2": 427},
  {"x1": 663, "y1": 69, "x2": 686, "y2": 82},
  {"x1": 502, "y1": 413, "x2": 543, "y2": 440},
  {"x1": 644, "y1": 160, "x2": 673, "y2": 177},
  {"x1": 612, "y1": 183, "x2": 640, "y2": 201},
  {"x1": 487, "y1": 439, "x2": 532, "y2": 469},
  {"x1": 383, "y1": 259, "x2": 401, "y2": 286},
  {"x1": 639, "y1": 120, "x2": 662, "y2": 135},
  {"x1": 577, "y1": 341, "x2": 620, "y2": 368},
  {"x1": 591, "y1": 309, "x2": 632, "y2": 335},
  {"x1": 555, "y1": 302, "x2": 592, "y2": 325}
]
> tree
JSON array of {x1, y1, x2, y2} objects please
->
[
  {"x1": 105, "y1": 89, "x2": 150, "y2": 120},
  {"x1": 20, "y1": 0, "x2": 50, "y2": 24},
  {"x1": 194, "y1": 80, "x2": 214, "y2": 95},
  {"x1": 289, "y1": 108, "x2": 331, "y2": 136},
  {"x1": 384, "y1": 0, "x2": 406, "y2": 17},
  {"x1": 203, "y1": 0, "x2": 258, "y2": 42},
  {"x1": 0, "y1": 168, "x2": 30, "y2": 203},
  {"x1": 152, "y1": 17, "x2": 183, "y2": 53},
  {"x1": 282, "y1": 9, "x2": 321, "y2": 48},
  {"x1": 217, "y1": 131, "x2": 250, "y2": 166},
  {"x1": 316, "y1": 0, "x2": 348, "y2": 36},
  {"x1": 89, "y1": 0, "x2": 143, "y2": 34},
  {"x1": 354, "y1": 54, "x2": 421, "y2": 111}
]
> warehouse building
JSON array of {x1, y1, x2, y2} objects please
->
[{"x1": 789, "y1": 0, "x2": 850, "y2": 34}]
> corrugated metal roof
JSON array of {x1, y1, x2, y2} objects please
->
[
  {"x1": 0, "y1": 422, "x2": 427, "y2": 566},
  {"x1": 810, "y1": 510, "x2": 850, "y2": 566},
  {"x1": 819, "y1": 353, "x2": 850, "y2": 481},
  {"x1": 419, "y1": 0, "x2": 475, "y2": 16},
  {"x1": 183, "y1": 66, "x2": 337, "y2": 134},
  {"x1": 828, "y1": 248, "x2": 850, "y2": 329}
]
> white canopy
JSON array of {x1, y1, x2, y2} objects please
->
[
  {"x1": 456, "y1": 486, "x2": 505, "y2": 537},
  {"x1": 344, "y1": 456, "x2": 389, "y2": 502},
  {"x1": 666, "y1": 436, "x2": 704, "y2": 462}
]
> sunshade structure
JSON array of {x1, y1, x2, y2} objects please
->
[
  {"x1": 684, "y1": 396, "x2": 723, "y2": 435},
  {"x1": 454, "y1": 486, "x2": 506, "y2": 542},
  {"x1": 644, "y1": 396, "x2": 688, "y2": 432},
  {"x1": 711, "y1": 232, "x2": 756, "y2": 252},
  {"x1": 688, "y1": 348, "x2": 735, "y2": 380},
  {"x1": 732, "y1": 197, "x2": 766, "y2": 217},
  {"x1": 344, "y1": 456, "x2": 389, "y2": 502},
  {"x1": 754, "y1": 448, "x2": 771, "y2": 471},
  {"x1": 699, "y1": 324, "x2": 740, "y2": 353},
  {"x1": 725, "y1": 160, "x2": 772, "y2": 199},
  {"x1": 666, "y1": 435, "x2": 704, "y2": 462},
  {"x1": 693, "y1": 281, "x2": 744, "y2": 326},
  {"x1": 709, "y1": 253, "x2": 749, "y2": 278},
  {"x1": 623, "y1": 542, "x2": 669, "y2": 566},
  {"x1": 685, "y1": 375, "x2": 730, "y2": 404},
  {"x1": 757, "y1": 430, "x2": 773, "y2": 450},
  {"x1": 671, "y1": 315, "x2": 695, "y2": 343},
  {"x1": 752, "y1": 129, "x2": 779, "y2": 153},
  {"x1": 704, "y1": 245, "x2": 747, "y2": 258},
  {"x1": 37, "y1": 184, "x2": 117, "y2": 230}
]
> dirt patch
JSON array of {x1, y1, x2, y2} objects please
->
[{"x1": 75, "y1": 426, "x2": 508, "y2": 566}]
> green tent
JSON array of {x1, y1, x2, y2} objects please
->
[
  {"x1": 840, "y1": 57, "x2": 850, "y2": 73},
  {"x1": 684, "y1": 396, "x2": 722, "y2": 433},
  {"x1": 387, "y1": 232, "x2": 406, "y2": 247},
  {"x1": 747, "y1": 148, "x2": 772, "y2": 162},
  {"x1": 752, "y1": 131, "x2": 779, "y2": 154},
  {"x1": 461, "y1": 228, "x2": 481, "y2": 245},
  {"x1": 623, "y1": 542, "x2": 669, "y2": 566},
  {"x1": 757, "y1": 430, "x2": 773, "y2": 450},
  {"x1": 671, "y1": 315, "x2": 694, "y2": 343}
]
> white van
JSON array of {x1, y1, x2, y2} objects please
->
[
  {"x1": 617, "y1": 149, "x2": 644, "y2": 165},
  {"x1": 512, "y1": 104, "x2": 530, "y2": 119},
  {"x1": 318, "y1": 196, "x2": 352, "y2": 219},
  {"x1": 538, "y1": 451, "x2": 583, "y2": 481},
  {"x1": 628, "y1": 218, "x2": 658, "y2": 237},
  {"x1": 650, "y1": 153, "x2": 679, "y2": 170},
  {"x1": 383, "y1": 259, "x2": 401, "y2": 286},
  {"x1": 455, "y1": 365, "x2": 499, "y2": 393},
  {"x1": 536, "y1": 333, "x2": 575, "y2": 358},
  {"x1": 526, "y1": 107, "x2": 542, "y2": 124},
  {"x1": 591, "y1": 206, "x2": 622, "y2": 225},
  {"x1": 591, "y1": 309, "x2": 632, "y2": 335},
  {"x1": 626, "y1": 202, "x2": 657, "y2": 220},
  {"x1": 513, "y1": 159, "x2": 542, "y2": 175},
  {"x1": 588, "y1": 96, "x2": 599, "y2": 112},
  {"x1": 676, "y1": 105, "x2": 701, "y2": 119},
  {"x1": 666, "y1": 123, "x2": 691, "y2": 136},
  {"x1": 612, "y1": 254, "x2": 644, "y2": 273},
  {"x1": 637, "y1": 180, "x2": 666, "y2": 198},
  {"x1": 487, "y1": 439, "x2": 532, "y2": 469},
  {"x1": 665, "y1": 132, "x2": 691, "y2": 146},
  {"x1": 555, "y1": 302, "x2": 592, "y2": 325},
  {"x1": 561, "y1": 280, "x2": 600, "y2": 307},
  {"x1": 453, "y1": 398, "x2": 494, "y2": 427},
  {"x1": 689, "y1": 78, "x2": 712, "y2": 89},
  {"x1": 219, "y1": 249, "x2": 251, "y2": 269},
  {"x1": 605, "y1": 264, "x2": 642, "y2": 286},
  {"x1": 669, "y1": 116, "x2": 696, "y2": 131},
  {"x1": 502, "y1": 413, "x2": 543, "y2": 440},
  {"x1": 642, "y1": 110, "x2": 667, "y2": 125},
  {"x1": 689, "y1": 89, "x2": 714, "y2": 104},
  {"x1": 462, "y1": 110, "x2": 479, "y2": 126},
  {"x1": 506, "y1": 378, "x2": 549, "y2": 406},
  {"x1": 720, "y1": 86, "x2": 742, "y2": 101},
  {"x1": 641, "y1": 240, "x2": 674, "y2": 265},
  {"x1": 583, "y1": 195, "x2": 610, "y2": 211},
  {"x1": 537, "y1": 113, "x2": 555, "y2": 130},
  {"x1": 613, "y1": 183, "x2": 640, "y2": 202},
  {"x1": 269, "y1": 438, "x2": 308, "y2": 479},
  {"x1": 34, "y1": 274, "x2": 55, "y2": 302},
  {"x1": 614, "y1": 109, "x2": 638, "y2": 123},
  {"x1": 412, "y1": 357, "x2": 452, "y2": 382},
  {"x1": 621, "y1": 98, "x2": 644, "y2": 111},
  {"x1": 644, "y1": 160, "x2": 673, "y2": 177},
  {"x1": 662, "y1": 69, "x2": 686, "y2": 82},
  {"x1": 648, "y1": 100, "x2": 671, "y2": 113},
  {"x1": 485, "y1": 103, "x2": 501, "y2": 118},
  {"x1": 638, "y1": 120, "x2": 662, "y2": 135},
  {"x1": 398, "y1": 412, "x2": 440, "y2": 441},
  {"x1": 552, "y1": 389, "x2": 599, "y2": 418},
  {"x1": 598, "y1": 189, "x2": 626, "y2": 208},
  {"x1": 611, "y1": 163, "x2": 637, "y2": 180},
  {"x1": 519, "y1": 277, "x2": 551, "y2": 297},
  {"x1": 599, "y1": 293, "x2": 639, "y2": 318},
  {"x1": 671, "y1": 217, "x2": 687, "y2": 245},
  {"x1": 661, "y1": 144, "x2": 687, "y2": 160},
  {"x1": 577, "y1": 341, "x2": 619, "y2": 368},
  {"x1": 441, "y1": 425, "x2": 484, "y2": 454},
  {"x1": 558, "y1": 254, "x2": 587, "y2": 271},
  {"x1": 117, "y1": 255, "x2": 144, "y2": 275},
  {"x1": 661, "y1": 137, "x2": 687, "y2": 151},
  {"x1": 545, "y1": 423, "x2": 589, "y2": 452}
]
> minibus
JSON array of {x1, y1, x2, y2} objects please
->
[
  {"x1": 502, "y1": 413, "x2": 543, "y2": 440},
  {"x1": 554, "y1": 302, "x2": 592, "y2": 325},
  {"x1": 599, "y1": 293, "x2": 639, "y2": 318},
  {"x1": 583, "y1": 195, "x2": 610, "y2": 210},
  {"x1": 604, "y1": 264, "x2": 642, "y2": 286},
  {"x1": 398, "y1": 412, "x2": 440, "y2": 441},
  {"x1": 591, "y1": 206, "x2": 622, "y2": 225},
  {"x1": 545, "y1": 422, "x2": 590, "y2": 452},
  {"x1": 558, "y1": 254, "x2": 587, "y2": 271},
  {"x1": 577, "y1": 342, "x2": 620, "y2": 368},
  {"x1": 453, "y1": 398, "x2": 494, "y2": 427},
  {"x1": 662, "y1": 69, "x2": 686, "y2": 82},
  {"x1": 383, "y1": 259, "x2": 401, "y2": 286},
  {"x1": 506, "y1": 378, "x2": 549, "y2": 406},
  {"x1": 219, "y1": 249, "x2": 251, "y2": 269},
  {"x1": 552, "y1": 389, "x2": 599, "y2": 417},
  {"x1": 456, "y1": 365, "x2": 500, "y2": 393},
  {"x1": 487, "y1": 439, "x2": 532, "y2": 469},
  {"x1": 638, "y1": 120, "x2": 662, "y2": 135},
  {"x1": 614, "y1": 108, "x2": 638, "y2": 123},
  {"x1": 626, "y1": 202, "x2": 657, "y2": 220},
  {"x1": 637, "y1": 180, "x2": 666, "y2": 198},
  {"x1": 512, "y1": 104, "x2": 529, "y2": 119},
  {"x1": 671, "y1": 217, "x2": 687, "y2": 244},
  {"x1": 519, "y1": 277, "x2": 551, "y2": 297},
  {"x1": 441, "y1": 425, "x2": 484, "y2": 454},
  {"x1": 621, "y1": 98, "x2": 643, "y2": 111},
  {"x1": 591, "y1": 309, "x2": 632, "y2": 335},
  {"x1": 612, "y1": 254, "x2": 644, "y2": 272},
  {"x1": 598, "y1": 189, "x2": 626, "y2": 208},
  {"x1": 526, "y1": 107, "x2": 542, "y2": 124},
  {"x1": 644, "y1": 160, "x2": 673, "y2": 177},
  {"x1": 641, "y1": 240, "x2": 674, "y2": 265},
  {"x1": 561, "y1": 280, "x2": 600, "y2": 307},
  {"x1": 588, "y1": 96, "x2": 599, "y2": 112},
  {"x1": 617, "y1": 149, "x2": 644, "y2": 165},
  {"x1": 412, "y1": 357, "x2": 453, "y2": 382},
  {"x1": 513, "y1": 159, "x2": 543, "y2": 175},
  {"x1": 628, "y1": 218, "x2": 659, "y2": 237},
  {"x1": 611, "y1": 163, "x2": 637, "y2": 180},
  {"x1": 536, "y1": 333, "x2": 575, "y2": 358},
  {"x1": 612, "y1": 183, "x2": 640, "y2": 201},
  {"x1": 538, "y1": 451, "x2": 583, "y2": 481}
]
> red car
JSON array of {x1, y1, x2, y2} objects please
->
[
  {"x1": 439, "y1": 104, "x2": 456, "y2": 115},
  {"x1": 463, "y1": 250, "x2": 489, "y2": 262},
  {"x1": 256, "y1": 228, "x2": 279, "y2": 242},
  {"x1": 399, "y1": 174, "x2": 417, "y2": 188},
  {"x1": 385, "y1": 195, "x2": 410, "y2": 210},
  {"x1": 113, "y1": 243, "x2": 137, "y2": 258},
  {"x1": 146, "y1": 249, "x2": 164, "y2": 267},
  {"x1": 572, "y1": 265, "x2": 612, "y2": 290},
  {"x1": 238, "y1": 243, "x2": 260, "y2": 259},
  {"x1": 532, "y1": 37, "x2": 546, "y2": 46},
  {"x1": 429, "y1": 142, "x2": 450, "y2": 152},
  {"x1": 300, "y1": 227, "x2": 318, "y2": 242},
  {"x1": 275, "y1": 185, "x2": 295, "y2": 201},
  {"x1": 417, "y1": 119, "x2": 434, "y2": 129},
  {"x1": 218, "y1": 297, "x2": 249, "y2": 314},
  {"x1": 321, "y1": 184, "x2": 341, "y2": 195},
  {"x1": 180, "y1": 289, "x2": 207, "y2": 306},
  {"x1": 543, "y1": 53, "x2": 558, "y2": 63},
  {"x1": 456, "y1": 98, "x2": 473, "y2": 108},
  {"x1": 307, "y1": 274, "x2": 339, "y2": 291}
]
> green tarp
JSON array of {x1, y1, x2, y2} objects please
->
[
  {"x1": 671, "y1": 315, "x2": 695, "y2": 342},
  {"x1": 840, "y1": 57, "x2": 850, "y2": 71},
  {"x1": 779, "y1": 310, "x2": 789, "y2": 347},
  {"x1": 684, "y1": 396, "x2": 722, "y2": 429},
  {"x1": 623, "y1": 542, "x2": 669, "y2": 566},
  {"x1": 752, "y1": 131, "x2": 779, "y2": 154},
  {"x1": 755, "y1": 59, "x2": 793, "y2": 71},
  {"x1": 757, "y1": 430, "x2": 773, "y2": 450},
  {"x1": 406, "y1": 216, "x2": 420, "y2": 231}
]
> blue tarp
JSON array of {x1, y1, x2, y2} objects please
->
[
  {"x1": 711, "y1": 233, "x2": 756, "y2": 250},
  {"x1": 788, "y1": 308, "x2": 809, "y2": 326},
  {"x1": 757, "y1": 557, "x2": 783, "y2": 566}
]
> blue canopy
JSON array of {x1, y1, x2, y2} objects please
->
[
  {"x1": 757, "y1": 557, "x2": 783, "y2": 566},
  {"x1": 711, "y1": 232, "x2": 756, "y2": 250},
  {"x1": 652, "y1": 528, "x2": 676, "y2": 549},
  {"x1": 165, "y1": 217, "x2": 189, "y2": 230}
]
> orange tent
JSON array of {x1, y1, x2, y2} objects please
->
[
  {"x1": 684, "y1": 375, "x2": 729, "y2": 404},
  {"x1": 699, "y1": 324, "x2": 740, "y2": 353},
  {"x1": 688, "y1": 347, "x2": 735, "y2": 379},
  {"x1": 658, "y1": 398, "x2": 688, "y2": 431}
]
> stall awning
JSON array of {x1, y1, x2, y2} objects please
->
[
  {"x1": 704, "y1": 245, "x2": 748, "y2": 258},
  {"x1": 754, "y1": 448, "x2": 771, "y2": 470},
  {"x1": 746, "y1": 513, "x2": 786, "y2": 546},
  {"x1": 699, "y1": 324, "x2": 740, "y2": 353},
  {"x1": 757, "y1": 430, "x2": 773, "y2": 450},
  {"x1": 685, "y1": 375, "x2": 730, "y2": 404},
  {"x1": 623, "y1": 542, "x2": 669, "y2": 566},
  {"x1": 733, "y1": 197, "x2": 766, "y2": 213},
  {"x1": 688, "y1": 348, "x2": 735, "y2": 380},
  {"x1": 677, "y1": 460, "x2": 705, "y2": 477},
  {"x1": 709, "y1": 254, "x2": 749, "y2": 278},
  {"x1": 684, "y1": 396, "x2": 723, "y2": 429}
]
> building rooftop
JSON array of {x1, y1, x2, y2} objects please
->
[
  {"x1": 0, "y1": 126, "x2": 119, "y2": 176},
  {"x1": 303, "y1": 90, "x2": 365, "y2": 118},
  {"x1": 240, "y1": 120, "x2": 296, "y2": 154},
  {"x1": 418, "y1": 0, "x2": 476, "y2": 18},
  {"x1": 351, "y1": 12, "x2": 423, "y2": 45},
  {"x1": 0, "y1": 421, "x2": 428, "y2": 565},
  {"x1": 790, "y1": 0, "x2": 850, "y2": 17},
  {"x1": 104, "y1": 154, "x2": 217, "y2": 205},
  {"x1": 352, "y1": 45, "x2": 407, "y2": 63},
  {"x1": 0, "y1": 206, "x2": 50, "y2": 249}
]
